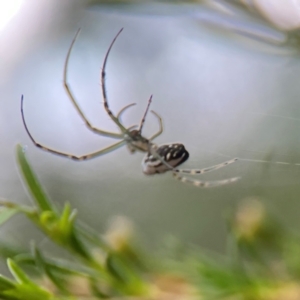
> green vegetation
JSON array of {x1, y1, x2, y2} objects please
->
[{"x1": 0, "y1": 144, "x2": 299, "y2": 299}]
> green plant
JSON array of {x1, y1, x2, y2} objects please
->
[{"x1": 0, "y1": 145, "x2": 299, "y2": 300}]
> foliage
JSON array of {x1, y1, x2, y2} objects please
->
[{"x1": 0, "y1": 145, "x2": 299, "y2": 299}]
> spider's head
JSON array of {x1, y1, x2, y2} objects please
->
[
  {"x1": 142, "y1": 143, "x2": 189, "y2": 175},
  {"x1": 125, "y1": 129, "x2": 150, "y2": 154}
]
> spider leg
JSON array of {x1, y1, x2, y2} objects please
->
[
  {"x1": 22, "y1": 106, "x2": 126, "y2": 160},
  {"x1": 116, "y1": 103, "x2": 136, "y2": 120},
  {"x1": 21, "y1": 95, "x2": 133, "y2": 160},
  {"x1": 148, "y1": 145, "x2": 176, "y2": 170},
  {"x1": 63, "y1": 29, "x2": 123, "y2": 139},
  {"x1": 173, "y1": 172, "x2": 240, "y2": 187},
  {"x1": 148, "y1": 110, "x2": 163, "y2": 141},
  {"x1": 143, "y1": 143, "x2": 188, "y2": 175},
  {"x1": 138, "y1": 95, "x2": 152, "y2": 133},
  {"x1": 32, "y1": 138, "x2": 126, "y2": 161},
  {"x1": 144, "y1": 144, "x2": 240, "y2": 187},
  {"x1": 116, "y1": 102, "x2": 163, "y2": 141},
  {"x1": 174, "y1": 158, "x2": 238, "y2": 174},
  {"x1": 101, "y1": 28, "x2": 128, "y2": 133},
  {"x1": 127, "y1": 124, "x2": 138, "y2": 130},
  {"x1": 116, "y1": 103, "x2": 140, "y2": 133}
]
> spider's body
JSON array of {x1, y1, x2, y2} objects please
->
[
  {"x1": 21, "y1": 28, "x2": 240, "y2": 187},
  {"x1": 124, "y1": 129, "x2": 150, "y2": 154},
  {"x1": 142, "y1": 143, "x2": 189, "y2": 175}
]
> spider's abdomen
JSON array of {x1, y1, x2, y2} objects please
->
[{"x1": 142, "y1": 143, "x2": 189, "y2": 175}]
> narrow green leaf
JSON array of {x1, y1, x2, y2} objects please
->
[
  {"x1": 68, "y1": 230, "x2": 92, "y2": 261},
  {"x1": 0, "y1": 207, "x2": 20, "y2": 226},
  {"x1": 0, "y1": 200, "x2": 37, "y2": 218},
  {"x1": 90, "y1": 278, "x2": 109, "y2": 298},
  {"x1": 14, "y1": 253, "x2": 35, "y2": 266},
  {"x1": 59, "y1": 203, "x2": 72, "y2": 233},
  {"x1": 106, "y1": 253, "x2": 138, "y2": 284},
  {"x1": 43, "y1": 258, "x2": 98, "y2": 278},
  {"x1": 13, "y1": 285, "x2": 51, "y2": 300},
  {"x1": 7, "y1": 259, "x2": 32, "y2": 285},
  {"x1": 30, "y1": 243, "x2": 45, "y2": 272},
  {"x1": 76, "y1": 221, "x2": 110, "y2": 251},
  {"x1": 67, "y1": 208, "x2": 77, "y2": 226},
  {"x1": 6, "y1": 259, "x2": 52, "y2": 299},
  {"x1": 31, "y1": 244, "x2": 69, "y2": 294},
  {"x1": 0, "y1": 275, "x2": 16, "y2": 290},
  {"x1": 4, "y1": 283, "x2": 52, "y2": 300},
  {"x1": 16, "y1": 144, "x2": 55, "y2": 213}
]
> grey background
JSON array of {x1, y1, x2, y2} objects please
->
[{"x1": 1, "y1": 0, "x2": 300, "y2": 256}]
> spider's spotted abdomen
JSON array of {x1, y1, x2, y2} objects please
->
[{"x1": 142, "y1": 143, "x2": 189, "y2": 175}]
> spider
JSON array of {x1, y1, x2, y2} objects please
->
[{"x1": 21, "y1": 28, "x2": 240, "y2": 187}]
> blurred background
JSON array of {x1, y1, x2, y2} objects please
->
[{"x1": 2, "y1": 0, "x2": 300, "y2": 258}]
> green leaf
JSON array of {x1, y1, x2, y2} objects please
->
[
  {"x1": 16, "y1": 144, "x2": 55, "y2": 214},
  {"x1": 7, "y1": 259, "x2": 32, "y2": 285},
  {"x1": 42, "y1": 258, "x2": 96, "y2": 278},
  {"x1": 59, "y1": 203, "x2": 72, "y2": 234},
  {"x1": 6, "y1": 259, "x2": 52, "y2": 300},
  {"x1": 68, "y1": 230, "x2": 92, "y2": 261},
  {"x1": 76, "y1": 221, "x2": 110, "y2": 251},
  {"x1": 0, "y1": 275, "x2": 16, "y2": 290},
  {"x1": 31, "y1": 244, "x2": 69, "y2": 294},
  {"x1": 0, "y1": 207, "x2": 20, "y2": 226},
  {"x1": 5, "y1": 284, "x2": 52, "y2": 300}
]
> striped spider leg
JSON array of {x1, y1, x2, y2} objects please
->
[
  {"x1": 142, "y1": 144, "x2": 240, "y2": 187},
  {"x1": 21, "y1": 28, "x2": 163, "y2": 161}
]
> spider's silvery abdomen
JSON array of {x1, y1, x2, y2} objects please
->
[{"x1": 142, "y1": 143, "x2": 189, "y2": 175}]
